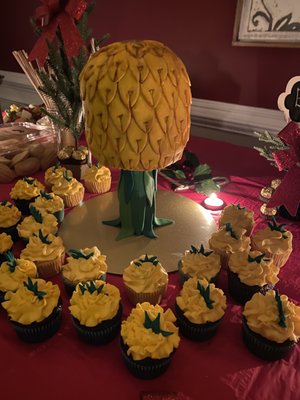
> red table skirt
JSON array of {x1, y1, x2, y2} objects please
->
[{"x1": 0, "y1": 136, "x2": 299, "y2": 400}]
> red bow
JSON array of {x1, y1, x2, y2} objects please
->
[
  {"x1": 28, "y1": 0, "x2": 87, "y2": 66},
  {"x1": 268, "y1": 121, "x2": 300, "y2": 215}
]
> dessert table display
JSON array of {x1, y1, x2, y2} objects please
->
[{"x1": 0, "y1": 135, "x2": 299, "y2": 400}]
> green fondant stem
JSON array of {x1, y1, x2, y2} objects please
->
[{"x1": 103, "y1": 170, "x2": 173, "y2": 240}]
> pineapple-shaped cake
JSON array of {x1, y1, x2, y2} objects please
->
[{"x1": 80, "y1": 40, "x2": 191, "y2": 239}]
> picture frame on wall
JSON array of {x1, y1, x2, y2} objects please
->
[{"x1": 233, "y1": 0, "x2": 300, "y2": 47}]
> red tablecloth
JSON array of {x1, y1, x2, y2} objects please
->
[{"x1": 1, "y1": 136, "x2": 299, "y2": 400}]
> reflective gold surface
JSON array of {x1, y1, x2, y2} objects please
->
[{"x1": 58, "y1": 191, "x2": 217, "y2": 275}]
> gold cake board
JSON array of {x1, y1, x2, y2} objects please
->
[{"x1": 58, "y1": 191, "x2": 217, "y2": 275}]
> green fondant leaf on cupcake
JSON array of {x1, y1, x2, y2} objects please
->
[
  {"x1": 53, "y1": 162, "x2": 60, "y2": 171},
  {"x1": 190, "y1": 244, "x2": 213, "y2": 257},
  {"x1": 225, "y1": 223, "x2": 238, "y2": 240},
  {"x1": 197, "y1": 280, "x2": 214, "y2": 309},
  {"x1": 4, "y1": 251, "x2": 17, "y2": 273},
  {"x1": 275, "y1": 289, "x2": 286, "y2": 328},
  {"x1": 68, "y1": 249, "x2": 94, "y2": 260},
  {"x1": 29, "y1": 206, "x2": 43, "y2": 223},
  {"x1": 40, "y1": 191, "x2": 53, "y2": 200},
  {"x1": 23, "y1": 277, "x2": 46, "y2": 300},
  {"x1": 248, "y1": 253, "x2": 266, "y2": 263},
  {"x1": 236, "y1": 203, "x2": 245, "y2": 210},
  {"x1": 134, "y1": 254, "x2": 159, "y2": 267},
  {"x1": 78, "y1": 280, "x2": 105, "y2": 295},
  {"x1": 268, "y1": 217, "x2": 288, "y2": 239},
  {"x1": 63, "y1": 170, "x2": 72, "y2": 182},
  {"x1": 37, "y1": 229, "x2": 52, "y2": 244},
  {"x1": 143, "y1": 311, "x2": 173, "y2": 337},
  {"x1": 0, "y1": 200, "x2": 12, "y2": 208},
  {"x1": 23, "y1": 177, "x2": 35, "y2": 185}
]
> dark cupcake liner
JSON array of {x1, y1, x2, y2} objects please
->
[
  {"x1": 63, "y1": 273, "x2": 107, "y2": 297},
  {"x1": 174, "y1": 303, "x2": 222, "y2": 341},
  {"x1": 14, "y1": 198, "x2": 38, "y2": 216},
  {"x1": 242, "y1": 317, "x2": 295, "y2": 361},
  {"x1": 72, "y1": 303, "x2": 122, "y2": 345},
  {"x1": 0, "y1": 290, "x2": 5, "y2": 303},
  {"x1": 54, "y1": 209, "x2": 64, "y2": 224},
  {"x1": 10, "y1": 299, "x2": 63, "y2": 343},
  {"x1": 177, "y1": 260, "x2": 220, "y2": 287},
  {"x1": 0, "y1": 224, "x2": 20, "y2": 242},
  {"x1": 228, "y1": 269, "x2": 273, "y2": 305},
  {"x1": 120, "y1": 337, "x2": 173, "y2": 379}
]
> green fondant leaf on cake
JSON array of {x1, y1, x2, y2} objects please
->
[
  {"x1": 248, "y1": 253, "x2": 266, "y2": 263},
  {"x1": 29, "y1": 206, "x2": 43, "y2": 223},
  {"x1": 197, "y1": 280, "x2": 214, "y2": 309},
  {"x1": 68, "y1": 249, "x2": 94, "y2": 260},
  {"x1": 4, "y1": 251, "x2": 17, "y2": 272},
  {"x1": 23, "y1": 277, "x2": 46, "y2": 300},
  {"x1": 268, "y1": 217, "x2": 288, "y2": 239},
  {"x1": 23, "y1": 177, "x2": 35, "y2": 185},
  {"x1": 134, "y1": 254, "x2": 159, "y2": 267},
  {"x1": 78, "y1": 281, "x2": 104, "y2": 295},
  {"x1": 275, "y1": 289, "x2": 286, "y2": 328},
  {"x1": 189, "y1": 244, "x2": 213, "y2": 257},
  {"x1": 143, "y1": 311, "x2": 173, "y2": 337},
  {"x1": 225, "y1": 223, "x2": 238, "y2": 240},
  {"x1": 38, "y1": 229, "x2": 52, "y2": 244},
  {"x1": 40, "y1": 191, "x2": 53, "y2": 200},
  {"x1": 63, "y1": 170, "x2": 72, "y2": 182}
]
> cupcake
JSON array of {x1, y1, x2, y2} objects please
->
[
  {"x1": 242, "y1": 290, "x2": 300, "y2": 360},
  {"x1": 0, "y1": 251, "x2": 37, "y2": 302},
  {"x1": 251, "y1": 218, "x2": 293, "y2": 268},
  {"x1": 2, "y1": 277, "x2": 62, "y2": 343},
  {"x1": 31, "y1": 191, "x2": 64, "y2": 223},
  {"x1": 175, "y1": 277, "x2": 226, "y2": 340},
  {"x1": 228, "y1": 250, "x2": 279, "y2": 304},
  {"x1": 10, "y1": 177, "x2": 45, "y2": 215},
  {"x1": 0, "y1": 200, "x2": 22, "y2": 241},
  {"x1": 123, "y1": 254, "x2": 168, "y2": 305},
  {"x1": 83, "y1": 164, "x2": 111, "y2": 194},
  {"x1": 120, "y1": 302, "x2": 180, "y2": 379},
  {"x1": 69, "y1": 280, "x2": 122, "y2": 344},
  {"x1": 208, "y1": 223, "x2": 251, "y2": 269},
  {"x1": 44, "y1": 163, "x2": 73, "y2": 189},
  {"x1": 52, "y1": 170, "x2": 85, "y2": 208},
  {"x1": 62, "y1": 247, "x2": 108, "y2": 296},
  {"x1": 219, "y1": 203, "x2": 255, "y2": 236},
  {"x1": 0, "y1": 233, "x2": 13, "y2": 264},
  {"x1": 20, "y1": 230, "x2": 65, "y2": 278},
  {"x1": 17, "y1": 205, "x2": 58, "y2": 242},
  {"x1": 178, "y1": 244, "x2": 221, "y2": 286}
]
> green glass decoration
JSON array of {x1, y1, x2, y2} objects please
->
[{"x1": 143, "y1": 311, "x2": 173, "y2": 337}]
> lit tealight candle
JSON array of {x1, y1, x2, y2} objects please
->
[{"x1": 203, "y1": 193, "x2": 225, "y2": 211}]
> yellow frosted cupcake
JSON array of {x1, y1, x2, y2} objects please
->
[
  {"x1": 208, "y1": 223, "x2": 251, "y2": 268},
  {"x1": 10, "y1": 177, "x2": 45, "y2": 215},
  {"x1": 243, "y1": 290, "x2": 300, "y2": 360},
  {"x1": 17, "y1": 205, "x2": 58, "y2": 242},
  {"x1": 178, "y1": 244, "x2": 221, "y2": 286},
  {"x1": 120, "y1": 302, "x2": 180, "y2": 378},
  {"x1": 228, "y1": 250, "x2": 279, "y2": 304},
  {"x1": 83, "y1": 164, "x2": 111, "y2": 194},
  {"x1": 52, "y1": 170, "x2": 85, "y2": 208},
  {"x1": 175, "y1": 277, "x2": 226, "y2": 340},
  {"x1": 69, "y1": 280, "x2": 122, "y2": 344},
  {"x1": 0, "y1": 251, "x2": 37, "y2": 302},
  {"x1": 20, "y1": 230, "x2": 65, "y2": 278},
  {"x1": 0, "y1": 233, "x2": 13, "y2": 264},
  {"x1": 219, "y1": 203, "x2": 255, "y2": 236},
  {"x1": 62, "y1": 247, "x2": 108, "y2": 295},
  {"x1": 251, "y1": 219, "x2": 293, "y2": 268},
  {"x1": 0, "y1": 200, "x2": 22, "y2": 241},
  {"x1": 2, "y1": 277, "x2": 62, "y2": 342},
  {"x1": 44, "y1": 163, "x2": 73, "y2": 189},
  {"x1": 123, "y1": 254, "x2": 168, "y2": 305},
  {"x1": 31, "y1": 191, "x2": 64, "y2": 223}
]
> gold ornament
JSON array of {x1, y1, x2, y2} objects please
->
[
  {"x1": 80, "y1": 40, "x2": 191, "y2": 171},
  {"x1": 260, "y1": 203, "x2": 277, "y2": 218},
  {"x1": 271, "y1": 179, "x2": 282, "y2": 190},
  {"x1": 72, "y1": 150, "x2": 86, "y2": 161},
  {"x1": 260, "y1": 186, "x2": 274, "y2": 201},
  {"x1": 57, "y1": 149, "x2": 70, "y2": 160}
]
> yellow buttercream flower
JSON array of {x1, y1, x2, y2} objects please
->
[
  {"x1": 0, "y1": 201, "x2": 21, "y2": 228},
  {"x1": 0, "y1": 233, "x2": 13, "y2": 253},
  {"x1": 0, "y1": 257, "x2": 37, "y2": 292}
]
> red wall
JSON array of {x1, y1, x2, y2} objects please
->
[{"x1": 1, "y1": 0, "x2": 300, "y2": 110}]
